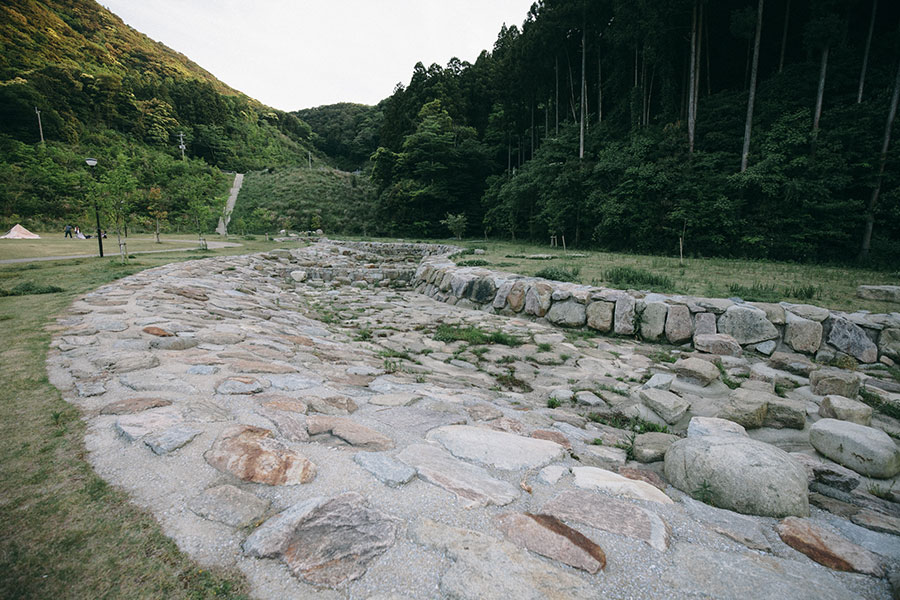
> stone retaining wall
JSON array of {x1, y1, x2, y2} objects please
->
[{"x1": 290, "y1": 240, "x2": 900, "y2": 364}]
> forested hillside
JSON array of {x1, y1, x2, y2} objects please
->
[
  {"x1": 0, "y1": 0, "x2": 317, "y2": 232},
  {"x1": 352, "y1": 0, "x2": 900, "y2": 265}
]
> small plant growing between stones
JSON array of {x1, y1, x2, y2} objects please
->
[
  {"x1": 559, "y1": 353, "x2": 571, "y2": 362},
  {"x1": 591, "y1": 438, "x2": 604, "y2": 445},
  {"x1": 382, "y1": 358, "x2": 400, "y2": 373},
  {"x1": 496, "y1": 355, "x2": 516, "y2": 364},
  {"x1": 616, "y1": 432, "x2": 637, "y2": 461},
  {"x1": 867, "y1": 481, "x2": 896, "y2": 501},
  {"x1": 716, "y1": 363, "x2": 740, "y2": 390},
  {"x1": 354, "y1": 327, "x2": 373, "y2": 341},
  {"x1": 693, "y1": 480, "x2": 717, "y2": 506},
  {"x1": 547, "y1": 398, "x2": 562, "y2": 409},
  {"x1": 537, "y1": 342, "x2": 552, "y2": 352}
]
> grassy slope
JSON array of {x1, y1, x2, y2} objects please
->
[
  {"x1": 0, "y1": 239, "x2": 299, "y2": 599},
  {"x1": 232, "y1": 167, "x2": 375, "y2": 235}
]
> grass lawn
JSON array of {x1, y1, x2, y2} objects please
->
[
  {"x1": 0, "y1": 237, "x2": 297, "y2": 599},
  {"x1": 0, "y1": 232, "x2": 244, "y2": 261},
  {"x1": 425, "y1": 238, "x2": 900, "y2": 314}
]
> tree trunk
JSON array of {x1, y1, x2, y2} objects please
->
[
  {"x1": 597, "y1": 41, "x2": 603, "y2": 123},
  {"x1": 812, "y1": 45, "x2": 829, "y2": 139},
  {"x1": 688, "y1": 1, "x2": 698, "y2": 153},
  {"x1": 741, "y1": 0, "x2": 765, "y2": 172},
  {"x1": 579, "y1": 21, "x2": 586, "y2": 159},
  {"x1": 555, "y1": 57, "x2": 559, "y2": 136},
  {"x1": 858, "y1": 0, "x2": 877, "y2": 103},
  {"x1": 704, "y1": 7, "x2": 711, "y2": 96},
  {"x1": 693, "y1": 2, "x2": 703, "y2": 127},
  {"x1": 155, "y1": 217, "x2": 160, "y2": 243},
  {"x1": 779, "y1": 0, "x2": 791, "y2": 73},
  {"x1": 859, "y1": 58, "x2": 900, "y2": 261},
  {"x1": 531, "y1": 100, "x2": 535, "y2": 159}
]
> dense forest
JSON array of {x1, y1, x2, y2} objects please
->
[
  {"x1": 0, "y1": 0, "x2": 318, "y2": 233},
  {"x1": 306, "y1": 0, "x2": 900, "y2": 265}
]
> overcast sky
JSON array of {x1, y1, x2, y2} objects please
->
[{"x1": 99, "y1": 0, "x2": 534, "y2": 111}]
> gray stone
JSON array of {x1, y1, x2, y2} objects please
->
[
  {"x1": 537, "y1": 464, "x2": 569, "y2": 485},
  {"x1": 755, "y1": 340, "x2": 777, "y2": 356},
  {"x1": 878, "y1": 327, "x2": 900, "y2": 360},
  {"x1": 369, "y1": 407, "x2": 466, "y2": 437},
  {"x1": 524, "y1": 282, "x2": 552, "y2": 317},
  {"x1": 368, "y1": 393, "x2": 420, "y2": 407},
  {"x1": 307, "y1": 415, "x2": 393, "y2": 451},
  {"x1": 307, "y1": 395, "x2": 358, "y2": 415},
  {"x1": 632, "y1": 432, "x2": 679, "y2": 463},
  {"x1": 660, "y1": 543, "x2": 854, "y2": 600},
  {"x1": 573, "y1": 390, "x2": 605, "y2": 407},
  {"x1": 784, "y1": 312, "x2": 823, "y2": 354},
  {"x1": 187, "y1": 364, "x2": 218, "y2": 375},
  {"x1": 665, "y1": 304, "x2": 693, "y2": 343},
  {"x1": 639, "y1": 301, "x2": 667, "y2": 341},
  {"x1": 751, "y1": 302, "x2": 786, "y2": 325},
  {"x1": 639, "y1": 388, "x2": 690, "y2": 424},
  {"x1": 549, "y1": 388, "x2": 575, "y2": 403},
  {"x1": 397, "y1": 444, "x2": 518, "y2": 507},
  {"x1": 267, "y1": 374, "x2": 320, "y2": 391},
  {"x1": 75, "y1": 381, "x2": 106, "y2": 397},
  {"x1": 149, "y1": 335, "x2": 199, "y2": 350},
  {"x1": 119, "y1": 373, "x2": 197, "y2": 394},
  {"x1": 857, "y1": 285, "x2": 900, "y2": 303},
  {"x1": 693, "y1": 333, "x2": 741, "y2": 357},
  {"x1": 789, "y1": 453, "x2": 860, "y2": 492},
  {"x1": 585, "y1": 301, "x2": 613, "y2": 332},
  {"x1": 353, "y1": 452, "x2": 416, "y2": 487},
  {"x1": 546, "y1": 300, "x2": 586, "y2": 327},
  {"x1": 614, "y1": 295, "x2": 636, "y2": 335},
  {"x1": 664, "y1": 435, "x2": 809, "y2": 517},
  {"x1": 466, "y1": 403, "x2": 503, "y2": 421},
  {"x1": 256, "y1": 406, "x2": 309, "y2": 442},
  {"x1": 679, "y1": 495, "x2": 772, "y2": 551},
  {"x1": 642, "y1": 373, "x2": 674, "y2": 391},
  {"x1": 810, "y1": 369, "x2": 860, "y2": 398},
  {"x1": 828, "y1": 317, "x2": 878, "y2": 363},
  {"x1": 426, "y1": 425, "x2": 565, "y2": 470},
  {"x1": 764, "y1": 396, "x2": 807, "y2": 430},
  {"x1": 243, "y1": 496, "x2": 327, "y2": 558},
  {"x1": 144, "y1": 425, "x2": 203, "y2": 454},
  {"x1": 571, "y1": 466, "x2": 673, "y2": 504},
  {"x1": 717, "y1": 305, "x2": 778, "y2": 345},
  {"x1": 248, "y1": 492, "x2": 398, "y2": 587},
  {"x1": 672, "y1": 357, "x2": 720, "y2": 386},
  {"x1": 92, "y1": 353, "x2": 159, "y2": 373},
  {"x1": 819, "y1": 395, "x2": 873, "y2": 426},
  {"x1": 693, "y1": 311, "x2": 717, "y2": 336},
  {"x1": 114, "y1": 406, "x2": 183, "y2": 441},
  {"x1": 687, "y1": 416, "x2": 748, "y2": 438},
  {"x1": 409, "y1": 518, "x2": 593, "y2": 600},
  {"x1": 189, "y1": 484, "x2": 270, "y2": 528},
  {"x1": 100, "y1": 397, "x2": 172, "y2": 415},
  {"x1": 216, "y1": 376, "x2": 266, "y2": 395},
  {"x1": 783, "y1": 303, "x2": 831, "y2": 322},
  {"x1": 467, "y1": 277, "x2": 497, "y2": 304},
  {"x1": 809, "y1": 418, "x2": 900, "y2": 478},
  {"x1": 542, "y1": 489, "x2": 671, "y2": 551},
  {"x1": 768, "y1": 351, "x2": 817, "y2": 376}
]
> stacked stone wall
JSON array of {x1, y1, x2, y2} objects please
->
[{"x1": 288, "y1": 241, "x2": 900, "y2": 364}]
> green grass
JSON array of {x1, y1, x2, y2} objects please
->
[
  {"x1": 602, "y1": 266, "x2": 674, "y2": 292},
  {"x1": 444, "y1": 239, "x2": 900, "y2": 312},
  {"x1": 433, "y1": 324, "x2": 523, "y2": 347},
  {"x1": 0, "y1": 281, "x2": 65, "y2": 296},
  {"x1": 0, "y1": 240, "x2": 291, "y2": 599},
  {"x1": 534, "y1": 265, "x2": 581, "y2": 283},
  {"x1": 0, "y1": 233, "x2": 231, "y2": 261},
  {"x1": 859, "y1": 388, "x2": 900, "y2": 421}
]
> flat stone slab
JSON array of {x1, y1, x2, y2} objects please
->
[
  {"x1": 368, "y1": 392, "x2": 421, "y2": 407},
  {"x1": 204, "y1": 425, "x2": 316, "y2": 485},
  {"x1": 495, "y1": 512, "x2": 606, "y2": 573},
  {"x1": 571, "y1": 466, "x2": 673, "y2": 504},
  {"x1": 188, "y1": 484, "x2": 270, "y2": 528},
  {"x1": 410, "y1": 518, "x2": 594, "y2": 599},
  {"x1": 306, "y1": 415, "x2": 393, "y2": 450},
  {"x1": 144, "y1": 425, "x2": 203, "y2": 454},
  {"x1": 100, "y1": 397, "x2": 172, "y2": 415},
  {"x1": 426, "y1": 425, "x2": 565, "y2": 470},
  {"x1": 809, "y1": 418, "x2": 900, "y2": 478},
  {"x1": 353, "y1": 452, "x2": 416, "y2": 487},
  {"x1": 542, "y1": 490, "x2": 671, "y2": 551},
  {"x1": 776, "y1": 517, "x2": 883, "y2": 576},
  {"x1": 114, "y1": 406, "x2": 183, "y2": 441},
  {"x1": 369, "y1": 406, "x2": 466, "y2": 437},
  {"x1": 396, "y1": 444, "x2": 518, "y2": 507}
]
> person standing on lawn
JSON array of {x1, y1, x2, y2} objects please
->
[{"x1": 64, "y1": 224, "x2": 72, "y2": 238}]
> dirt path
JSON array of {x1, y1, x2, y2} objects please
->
[{"x1": 216, "y1": 173, "x2": 244, "y2": 236}]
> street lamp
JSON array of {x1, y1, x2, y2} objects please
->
[{"x1": 85, "y1": 158, "x2": 103, "y2": 258}]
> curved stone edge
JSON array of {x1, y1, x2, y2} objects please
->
[{"x1": 294, "y1": 239, "x2": 898, "y2": 365}]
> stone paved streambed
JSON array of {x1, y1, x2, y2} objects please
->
[{"x1": 47, "y1": 243, "x2": 900, "y2": 599}]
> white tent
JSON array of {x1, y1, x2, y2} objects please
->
[{"x1": 0, "y1": 224, "x2": 41, "y2": 239}]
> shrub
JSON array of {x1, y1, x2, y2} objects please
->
[
  {"x1": 534, "y1": 266, "x2": 581, "y2": 283},
  {"x1": 603, "y1": 266, "x2": 673, "y2": 292}
]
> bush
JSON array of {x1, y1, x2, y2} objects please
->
[
  {"x1": 534, "y1": 266, "x2": 581, "y2": 283},
  {"x1": 603, "y1": 266, "x2": 673, "y2": 292}
]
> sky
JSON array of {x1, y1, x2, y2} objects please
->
[{"x1": 99, "y1": 0, "x2": 535, "y2": 111}]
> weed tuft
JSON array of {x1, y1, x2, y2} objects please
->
[
  {"x1": 534, "y1": 266, "x2": 581, "y2": 283},
  {"x1": 602, "y1": 266, "x2": 674, "y2": 292}
]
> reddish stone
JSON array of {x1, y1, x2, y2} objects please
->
[
  {"x1": 531, "y1": 429, "x2": 572, "y2": 449},
  {"x1": 775, "y1": 517, "x2": 883, "y2": 576},
  {"x1": 142, "y1": 326, "x2": 174, "y2": 337}
]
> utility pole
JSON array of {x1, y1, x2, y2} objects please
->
[
  {"x1": 178, "y1": 132, "x2": 186, "y2": 160},
  {"x1": 85, "y1": 158, "x2": 104, "y2": 258},
  {"x1": 35, "y1": 107, "x2": 44, "y2": 144}
]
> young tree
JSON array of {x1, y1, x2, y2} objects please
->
[
  {"x1": 741, "y1": 0, "x2": 765, "y2": 173},
  {"x1": 440, "y1": 213, "x2": 468, "y2": 239}
]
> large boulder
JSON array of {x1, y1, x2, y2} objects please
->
[
  {"x1": 546, "y1": 300, "x2": 586, "y2": 327},
  {"x1": 614, "y1": 295, "x2": 636, "y2": 335},
  {"x1": 665, "y1": 304, "x2": 693, "y2": 343},
  {"x1": 672, "y1": 357, "x2": 720, "y2": 386},
  {"x1": 717, "y1": 305, "x2": 778, "y2": 345},
  {"x1": 827, "y1": 317, "x2": 878, "y2": 364},
  {"x1": 879, "y1": 328, "x2": 900, "y2": 360},
  {"x1": 857, "y1": 285, "x2": 900, "y2": 303},
  {"x1": 586, "y1": 301, "x2": 614, "y2": 332},
  {"x1": 639, "y1": 301, "x2": 668, "y2": 341},
  {"x1": 809, "y1": 419, "x2": 900, "y2": 478},
  {"x1": 664, "y1": 436, "x2": 809, "y2": 517}
]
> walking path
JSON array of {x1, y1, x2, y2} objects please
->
[
  {"x1": 43, "y1": 241, "x2": 899, "y2": 599},
  {"x1": 0, "y1": 240, "x2": 242, "y2": 264},
  {"x1": 216, "y1": 173, "x2": 244, "y2": 236}
]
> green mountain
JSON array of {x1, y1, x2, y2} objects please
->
[{"x1": 0, "y1": 0, "x2": 318, "y2": 232}]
